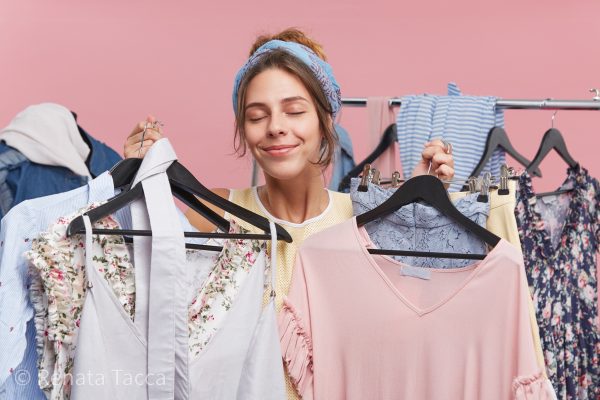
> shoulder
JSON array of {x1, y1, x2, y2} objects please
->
[
  {"x1": 212, "y1": 188, "x2": 231, "y2": 200},
  {"x1": 327, "y1": 190, "x2": 353, "y2": 218},
  {"x1": 183, "y1": 188, "x2": 231, "y2": 232},
  {"x1": 329, "y1": 190, "x2": 350, "y2": 202},
  {"x1": 227, "y1": 187, "x2": 254, "y2": 201}
]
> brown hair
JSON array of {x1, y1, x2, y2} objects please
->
[
  {"x1": 234, "y1": 28, "x2": 337, "y2": 167},
  {"x1": 248, "y1": 28, "x2": 327, "y2": 61}
]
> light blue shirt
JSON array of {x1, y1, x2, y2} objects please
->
[
  {"x1": 0, "y1": 172, "x2": 117, "y2": 399},
  {"x1": 396, "y1": 83, "x2": 506, "y2": 192},
  {"x1": 0, "y1": 171, "x2": 202, "y2": 399}
]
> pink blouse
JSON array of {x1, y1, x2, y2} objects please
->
[{"x1": 279, "y1": 217, "x2": 556, "y2": 400}]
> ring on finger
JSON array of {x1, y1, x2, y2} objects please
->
[
  {"x1": 151, "y1": 120, "x2": 164, "y2": 131},
  {"x1": 441, "y1": 140, "x2": 452, "y2": 154}
]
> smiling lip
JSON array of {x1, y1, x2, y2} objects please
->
[{"x1": 262, "y1": 144, "x2": 299, "y2": 156}]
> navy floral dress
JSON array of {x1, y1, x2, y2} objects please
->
[{"x1": 515, "y1": 165, "x2": 599, "y2": 400}]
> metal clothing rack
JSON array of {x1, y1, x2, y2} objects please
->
[
  {"x1": 342, "y1": 97, "x2": 600, "y2": 110},
  {"x1": 250, "y1": 92, "x2": 600, "y2": 185}
]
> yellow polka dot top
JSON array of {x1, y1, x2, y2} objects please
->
[{"x1": 225, "y1": 187, "x2": 353, "y2": 400}]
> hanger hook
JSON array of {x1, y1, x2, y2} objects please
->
[
  {"x1": 551, "y1": 110, "x2": 558, "y2": 129},
  {"x1": 590, "y1": 88, "x2": 600, "y2": 101}
]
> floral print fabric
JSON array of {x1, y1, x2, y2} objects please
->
[
  {"x1": 188, "y1": 230, "x2": 267, "y2": 358},
  {"x1": 515, "y1": 165, "x2": 599, "y2": 400},
  {"x1": 26, "y1": 203, "x2": 135, "y2": 400},
  {"x1": 27, "y1": 205, "x2": 265, "y2": 400}
]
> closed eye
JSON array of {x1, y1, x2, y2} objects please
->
[{"x1": 248, "y1": 115, "x2": 267, "y2": 122}]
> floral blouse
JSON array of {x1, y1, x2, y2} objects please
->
[
  {"x1": 26, "y1": 205, "x2": 265, "y2": 400},
  {"x1": 515, "y1": 165, "x2": 599, "y2": 400},
  {"x1": 27, "y1": 203, "x2": 135, "y2": 400}
]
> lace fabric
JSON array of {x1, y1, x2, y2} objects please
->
[{"x1": 350, "y1": 178, "x2": 490, "y2": 268}]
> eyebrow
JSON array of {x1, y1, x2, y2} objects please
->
[
  {"x1": 245, "y1": 96, "x2": 309, "y2": 111},
  {"x1": 281, "y1": 96, "x2": 309, "y2": 104}
]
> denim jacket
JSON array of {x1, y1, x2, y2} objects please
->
[
  {"x1": 0, "y1": 126, "x2": 121, "y2": 220},
  {"x1": 329, "y1": 124, "x2": 356, "y2": 192}
]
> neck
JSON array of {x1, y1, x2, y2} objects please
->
[{"x1": 260, "y1": 168, "x2": 328, "y2": 224}]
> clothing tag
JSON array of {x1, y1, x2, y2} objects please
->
[{"x1": 400, "y1": 265, "x2": 431, "y2": 280}]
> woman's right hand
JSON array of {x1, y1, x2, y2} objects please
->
[{"x1": 123, "y1": 115, "x2": 164, "y2": 158}]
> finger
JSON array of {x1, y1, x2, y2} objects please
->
[
  {"x1": 146, "y1": 115, "x2": 165, "y2": 134},
  {"x1": 425, "y1": 139, "x2": 451, "y2": 154},
  {"x1": 144, "y1": 129, "x2": 163, "y2": 143},
  {"x1": 125, "y1": 143, "x2": 154, "y2": 159},
  {"x1": 425, "y1": 138, "x2": 445, "y2": 147},
  {"x1": 126, "y1": 116, "x2": 161, "y2": 140},
  {"x1": 435, "y1": 164, "x2": 455, "y2": 179},
  {"x1": 431, "y1": 152, "x2": 454, "y2": 168},
  {"x1": 124, "y1": 140, "x2": 155, "y2": 158},
  {"x1": 127, "y1": 121, "x2": 148, "y2": 139},
  {"x1": 421, "y1": 144, "x2": 445, "y2": 160},
  {"x1": 138, "y1": 144, "x2": 153, "y2": 157},
  {"x1": 125, "y1": 129, "x2": 163, "y2": 146},
  {"x1": 125, "y1": 139, "x2": 156, "y2": 152},
  {"x1": 123, "y1": 144, "x2": 140, "y2": 158}
]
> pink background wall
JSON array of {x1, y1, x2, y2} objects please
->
[{"x1": 1, "y1": 0, "x2": 599, "y2": 193}]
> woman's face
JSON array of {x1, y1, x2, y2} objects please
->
[{"x1": 243, "y1": 68, "x2": 323, "y2": 181}]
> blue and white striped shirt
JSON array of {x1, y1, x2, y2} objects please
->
[
  {"x1": 396, "y1": 83, "x2": 505, "y2": 192},
  {"x1": 0, "y1": 172, "x2": 117, "y2": 399}
]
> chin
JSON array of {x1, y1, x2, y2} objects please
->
[{"x1": 261, "y1": 164, "x2": 310, "y2": 182}]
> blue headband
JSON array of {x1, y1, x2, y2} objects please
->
[{"x1": 232, "y1": 40, "x2": 342, "y2": 117}]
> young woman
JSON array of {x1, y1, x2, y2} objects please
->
[{"x1": 124, "y1": 28, "x2": 454, "y2": 398}]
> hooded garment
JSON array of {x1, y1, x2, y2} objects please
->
[{"x1": 0, "y1": 103, "x2": 91, "y2": 177}]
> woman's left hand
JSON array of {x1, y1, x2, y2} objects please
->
[{"x1": 410, "y1": 139, "x2": 455, "y2": 184}]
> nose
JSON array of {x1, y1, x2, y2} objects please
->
[{"x1": 267, "y1": 113, "x2": 288, "y2": 137}]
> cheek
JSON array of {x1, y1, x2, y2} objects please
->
[
  {"x1": 243, "y1": 126, "x2": 261, "y2": 149},
  {"x1": 297, "y1": 118, "x2": 322, "y2": 144}
]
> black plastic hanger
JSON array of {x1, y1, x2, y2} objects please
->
[
  {"x1": 122, "y1": 235, "x2": 222, "y2": 252},
  {"x1": 526, "y1": 128, "x2": 578, "y2": 173},
  {"x1": 165, "y1": 161, "x2": 293, "y2": 242},
  {"x1": 338, "y1": 124, "x2": 397, "y2": 192},
  {"x1": 109, "y1": 158, "x2": 230, "y2": 232},
  {"x1": 110, "y1": 158, "x2": 142, "y2": 189},
  {"x1": 464, "y1": 127, "x2": 541, "y2": 191},
  {"x1": 356, "y1": 175, "x2": 501, "y2": 259},
  {"x1": 526, "y1": 128, "x2": 579, "y2": 198},
  {"x1": 68, "y1": 160, "x2": 293, "y2": 243}
]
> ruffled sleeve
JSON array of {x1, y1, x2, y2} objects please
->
[
  {"x1": 513, "y1": 371, "x2": 558, "y2": 400},
  {"x1": 277, "y1": 252, "x2": 314, "y2": 398},
  {"x1": 24, "y1": 202, "x2": 135, "y2": 400},
  {"x1": 279, "y1": 299, "x2": 313, "y2": 396},
  {"x1": 25, "y1": 211, "x2": 88, "y2": 399},
  {"x1": 27, "y1": 265, "x2": 56, "y2": 393}
]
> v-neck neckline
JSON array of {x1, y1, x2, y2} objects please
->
[
  {"x1": 520, "y1": 166, "x2": 583, "y2": 259},
  {"x1": 350, "y1": 216, "x2": 508, "y2": 317}
]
